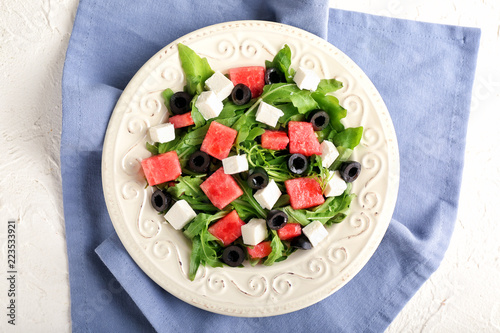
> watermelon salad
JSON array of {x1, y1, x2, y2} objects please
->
[{"x1": 141, "y1": 43, "x2": 363, "y2": 280}]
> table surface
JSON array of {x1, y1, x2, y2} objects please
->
[{"x1": 1, "y1": 0, "x2": 499, "y2": 331}]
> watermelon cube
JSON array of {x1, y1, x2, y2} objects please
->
[
  {"x1": 168, "y1": 112, "x2": 194, "y2": 129},
  {"x1": 247, "y1": 241, "x2": 272, "y2": 259},
  {"x1": 228, "y1": 66, "x2": 265, "y2": 98},
  {"x1": 200, "y1": 167, "x2": 243, "y2": 209},
  {"x1": 208, "y1": 210, "x2": 245, "y2": 246},
  {"x1": 261, "y1": 130, "x2": 289, "y2": 150},
  {"x1": 285, "y1": 177, "x2": 325, "y2": 210},
  {"x1": 277, "y1": 223, "x2": 302, "y2": 241},
  {"x1": 200, "y1": 121, "x2": 238, "y2": 160},
  {"x1": 288, "y1": 121, "x2": 322, "y2": 156},
  {"x1": 141, "y1": 151, "x2": 182, "y2": 186}
]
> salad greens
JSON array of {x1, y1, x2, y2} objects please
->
[{"x1": 148, "y1": 43, "x2": 363, "y2": 280}]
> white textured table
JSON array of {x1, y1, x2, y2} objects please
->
[{"x1": 1, "y1": 0, "x2": 499, "y2": 331}]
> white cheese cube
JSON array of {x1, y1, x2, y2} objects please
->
[
  {"x1": 195, "y1": 91, "x2": 223, "y2": 120},
  {"x1": 320, "y1": 140, "x2": 340, "y2": 168},
  {"x1": 255, "y1": 101, "x2": 284, "y2": 127},
  {"x1": 302, "y1": 220, "x2": 328, "y2": 247},
  {"x1": 164, "y1": 200, "x2": 196, "y2": 230},
  {"x1": 324, "y1": 172, "x2": 347, "y2": 197},
  {"x1": 241, "y1": 218, "x2": 268, "y2": 246},
  {"x1": 222, "y1": 154, "x2": 249, "y2": 175},
  {"x1": 149, "y1": 122, "x2": 175, "y2": 143},
  {"x1": 253, "y1": 179, "x2": 281, "y2": 210},
  {"x1": 293, "y1": 67, "x2": 321, "y2": 91},
  {"x1": 205, "y1": 71, "x2": 234, "y2": 101}
]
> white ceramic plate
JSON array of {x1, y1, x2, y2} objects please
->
[{"x1": 102, "y1": 20, "x2": 399, "y2": 317}]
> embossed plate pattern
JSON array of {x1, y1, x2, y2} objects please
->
[{"x1": 102, "y1": 21, "x2": 399, "y2": 317}]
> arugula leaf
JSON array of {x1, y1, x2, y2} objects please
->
[
  {"x1": 184, "y1": 210, "x2": 228, "y2": 240},
  {"x1": 316, "y1": 79, "x2": 343, "y2": 94},
  {"x1": 282, "y1": 206, "x2": 310, "y2": 226},
  {"x1": 289, "y1": 91, "x2": 319, "y2": 114},
  {"x1": 188, "y1": 236, "x2": 202, "y2": 280},
  {"x1": 332, "y1": 126, "x2": 363, "y2": 150},
  {"x1": 188, "y1": 230, "x2": 223, "y2": 280},
  {"x1": 276, "y1": 103, "x2": 300, "y2": 125},
  {"x1": 158, "y1": 136, "x2": 182, "y2": 154},
  {"x1": 265, "y1": 44, "x2": 295, "y2": 83},
  {"x1": 281, "y1": 184, "x2": 355, "y2": 226},
  {"x1": 177, "y1": 43, "x2": 214, "y2": 96},
  {"x1": 232, "y1": 174, "x2": 266, "y2": 219},
  {"x1": 167, "y1": 175, "x2": 218, "y2": 212},
  {"x1": 330, "y1": 146, "x2": 354, "y2": 170},
  {"x1": 146, "y1": 142, "x2": 159, "y2": 155},
  {"x1": 263, "y1": 231, "x2": 285, "y2": 266},
  {"x1": 262, "y1": 83, "x2": 302, "y2": 104},
  {"x1": 311, "y1": 92, "x2": 346, "y2": 132},
  {"x1": 161, "y1": 88, "x2": 174, "y2": 112},
  {"x1": 189, "y1": 95, "x2": 206, "y2": 129}
]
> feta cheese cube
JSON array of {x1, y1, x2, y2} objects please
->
[
  {"x1": 241, "y1": 218, "x2": 268, "y2": 246},
  {"x1": 293, "y1": 67, "x2": 321, "y2": 91},
  {"x1": 205, "y1": 71, "x2": 234, "y2": 101},
  {"x1": 195, "y1": 91, "x2": 223, "y2": 120},
  {"x1": 164, "y1": 200, "x2": 196, "y2": 230},
  {"x1": 253, "y1": 179, "x2": 281, "y2": 210},
  {"x1": 324, "y1": 172, "x2": 347, "y2": 197},
  {"x1": 302, "y1": 220, "x2": 328, "y2": 247},
  {"x1": 255, "y1": 101, "x2": 284, "y2": 127},
  {"x1": 222, "y1": 154, "x2": 249, "y2": 175},
  {"x1": 149, "y1": 122, "x2": 175, "y2": 143},
  {"x1": 320, "y1": 140, "x2": 340, "y2": 168}
]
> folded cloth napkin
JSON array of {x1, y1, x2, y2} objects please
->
[{"x1": 61, "y1": 0, "x2": 480, "y2": 332}]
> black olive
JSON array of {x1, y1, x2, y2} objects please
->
[
  {"x1": 308, "y1": 110, "x2": 330, "y2": 131},
  {"x1": 288, "y1": 153, "x2": 308, "y2": 175},
  {"x1": 151, "y1": 189, "x2": 171, "y2": 212},
  {"x1": 340, "y1": 161, "x2": 361, "y2": 182},
  {"x1": 264, "y1": 68, "x2": 285, "y2": 85},
  {"x1": 247, "y1": 168, "x2": 269, "y2": 190},
  {"x1": 221, "y1": 245, "x2": 245, "y2": 267},
  {"x1": 188, "y1": 151, "x2": 211, "y2": 173},
  {"x1": 170, "y1": 91, "x2": 192, "y2": 115},
  {"x1": 267, "y1": 210, "x2": 288, "y2": 230},
  {"x1": 290, "y1": 235, "x2": 312, "y2": 250},
  {"x1": 231, "y1": 84, "x2": 252, "y2": 105}
]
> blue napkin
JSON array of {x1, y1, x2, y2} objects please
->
[{"x1": 61, "y1": 1, "x2": 480, "y2": 332}]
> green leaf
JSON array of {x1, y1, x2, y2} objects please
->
[
  {"x1": 247, "y1": 127, "x2": 265, "y2": 141},
  {"x1": 190, "y1": 95, "x2": 206, "y2": 129},
  {"x1": 158, "y1": 136, "x2": 181, "y2": 154},
  {"x1": 311, "y1": 92, "x2": 346, "y2": 132},
  {"x1": 177, "y1": 43, "x2": 214, "y2": 96},
  {"x1": 188, "y1": 236, "x2": 202, "y2": 280},
  {"x1": 276, "y1": 103, "x2": 300, "y2": 125},
  {"x1": 263, "y1": 231, "x2": 285, "y2": 266},
  {"x1": 289, "y1": 90, "x2": 319, "y2": 114},
  {"x1": 232, "y1": 174, "x2": 266, "y2": 219},
  {"x1": 167, "y1": 175, "x2": 218, "y2": 213},
  {"x1": 281, "y1": 184, "x2": 355, "y2": 226},
  {"x1": 262, "y1": 83, "x2": 302, "y2": 105},
  {"x1": 161, "y1": 88, "x2": 174, "y2": 112},
  {"x1": 330, "y1": 146, "x2": 353, "y2": 170},
  {"x1": 316, "y1": 79, "x2": 343, "y2": 94},
  {"x1": 146, "y1": 142, "x2": 159, "y2": 155},
  {"x1": 167, "y1": 175, "x2": 204, "y2": 198},
  {"x1": 265, "y1": 44, "x2": 295, "y2": 83},
  {"x1": 184, "y1": 210, "x2": 227, "y2": 239},
  {"x1": 332, "y1": 126, "x2": 363, "y2": 150}
]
